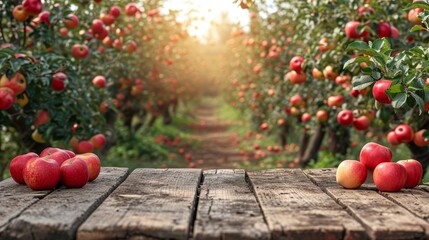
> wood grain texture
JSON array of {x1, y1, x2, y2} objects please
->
[
  {"x1": 1, "y1": 167, "x2": 128, "y2": 240},
  {"x1": 306, "y1": 168, "x2": 429, "y2": 240},
  {"x1": 193, "y1": 169, "x2": 270, "y2": 240},
  {"x1": 77, "y1": 168, "x2": 202, "y2": 240},
  {"x1": 0, "y1": 179, "x2": 51, "y2": 233},
  {"x1": 248, "y1": 169, "x2": 367, "y2": 240}
]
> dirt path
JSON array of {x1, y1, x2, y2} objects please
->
[{"x1": 186, "y1": 106, "x2": 243, "y2": 169}]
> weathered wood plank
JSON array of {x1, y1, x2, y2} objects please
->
[
  {"x1": 0, "y1": 179, "x2": 51, "y2": 232},
  {"x1": 379, "y1": 188, "x2": 429, "y2": 220},
  {"x1": 0, "y1": 167, "x2": 128, "y2": 240},
  {"x1": 306, "y1": 168, "x2": 429, "y2": 240},
  {"x1": 77, "y1": 168, "x2": 202, "y2": 240},
  {"x1": 248, "y1": 169, "x2": 367, "y2": 240},
  {"x1": 193, "y1": 169, "x2": 270, "y2": 240}
]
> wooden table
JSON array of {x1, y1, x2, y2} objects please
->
[{"x1": 1, "y1": 168, "x2": 429, "y2": 240}]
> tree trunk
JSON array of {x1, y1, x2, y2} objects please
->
[
  {"x1": 100, "y1": 110, "x2": 117, "y2": 157},
  {"x1": 299, "y1": 124, "x2": 326, "y2": 167},
  {"x1": 162, "y1": 103, "x2": 172, "y2": 125},
  {"x1": 147, "y1": 115, "x2": 158, "y2": 128},
  {"x1": 279, "y1": 124, "x2": 289, "y2": 147},
  {"x1": 407, "y1": 142, "x2": 429, "y2": 175},
  {"x1": 327, "y1": 127, "x2": 350, "y2": 156},
  {"x1": 298, "y1": 131, "x2": 310, "y2": 161}
]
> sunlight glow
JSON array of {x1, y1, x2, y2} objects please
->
[{"x1": 162, "y1": 0, "x2": 250, "y2": 40}]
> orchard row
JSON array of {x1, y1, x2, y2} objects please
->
[{"x1": 228, "y1": 0, "x2": 429, "y2": 169}]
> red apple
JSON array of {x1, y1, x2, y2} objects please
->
[
  {"x1": 9, "y1": 152, "x2": 39, "y2": 184},
  {"x1": 312, "y1": 68, "x2": 323, "y2": 80},
  {"x1": 323, "y1": 65, "x2": 338, "y2": 81},
  {"x1": 301, "y1": 113, "x2": 311, "y2": 122},
  {"x1": 13, "y1": 5, "x2": 29, "y2": 22},
  {"x1": 34, "y1": 110, "x2": 50, "y2": 127},
  {"x1": 0, "y1": 87, "x2": 15, "y2": 110},
  {"x1": 289, "y1": 56, "x2": 304, "y2": 72},
  {"x1": 100, "y1": 13, "x2": 115, "y2": 26},
  {"x1": 316, "y1": 110, "x2": 328, "y2": 122},
  {"x1": 414, "y1": 129, "x2": 429, "y2": 147},
  {"x1": 125, "y1": 3, "x2": 140, "y2": 16},
  {"x1": 51, "y1": 72, "x2": 67, "y2": 91},
  {"x1": 38, "y1": 11, "x2": 50, "y2": 25},
  {"x1": 60, "y1": 157, "x2": 89, "y2": 188},
  {"x1": 408, "y1": 8, "x2": 423, "y2": 25},
  {"x1": 391, "y1": 26, "x2": 400, "y2": 39},
  {"x1": 112, "y1": 39, "x2": 123, "y2": 50},
  {"x1": 92, "y1": 76, "x2": 106, "y2": 88},
  {"x1": 373, "y1": 162, "x2": 407, "y2": 192},
  {"x1": 372, "y1": 80, "x2": 392, "y2": 104},
  {"x1": 110, "y1": 6, "x2": 121, "y2": 18},
  {"x1": 353, "y1": 116, "x2": 370, "y2": 131},
  {"x1": 90, "y1": 133, "x2": 106, "y2": 150},
  {"x1": 40, "y1": 148, "x2": 71, "y2": 166},
  {"x1": 288, "y1": 70, "x2": 306, "y2": 84},
  {"x1": 1, "y1": 73, "x2": 27, "y2": 95},
  {"x1": 260, "y1": 123, "x2": 269, "y2": 131},
  {"x1": 71, "y1": 44, "x2": 89, "y2": 59},
  {"x1": 64, "y1": 14, "x2": 79, "y2": 29},
  {"x1": 387, "y1": 131, "x2": 400, "y2": 146},
  {"x1": 77, "y1": 141, "x2": 94, "y2": 154},
  {"x1": 336, "y1": 160, "x2": 367, "y2": 189},
  {"x1": 77, "y1": 153, "x2": 101, "y2": 181},
  {"x1": 360, "y1": 142, "x2": 392, "y2": 170},
  {"x1": 345, "y1": 21, "x2": 368, "y2": 39},
  {"x1": 23, "y1": 157, "x2": 61, "y2": 190},
  {"x1": 22, "y1": 0, "x2": 43, "y2": 16},
  {"x1": 91, "y1": 19, "x2": 104, "y2": 34},
  {"x1": 378, "y1": 22, "x2": 391, "y2": 38},
  {"x1": 125, "y1": 41, "x2": 138, "y2": 53},
  {"x1": 290, "y1": 95, "x2": 303, "y2": 107},
  {"x1": 59, "y1": 27, "x2": 68, "y2": 37},
  {"x1": 397, "y1": 159, "x2": 423, "y2": 188},
  {"x1": 327, "y1": 95, "x2": 344, "y2": 107},
  {"x1": 337, "y1": 110, "x2": 354, "y2": 126},
  {"x1": 394, "y1": 124, "x2": 414, "y2": 144}
]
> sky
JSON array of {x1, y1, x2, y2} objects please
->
[{"x1": 162, "y1": 0, "x2": 250, "y2": 39}]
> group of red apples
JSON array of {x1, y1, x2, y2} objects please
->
[
  {"x1": 336, "y1": 142, "x2": 423, "y2": 192},
  {"x1": 9, "y1": 148, "x2": 101, "y2": 190}
]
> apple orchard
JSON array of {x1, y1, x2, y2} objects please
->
[{"x1": 2, "y1": 0, "x2": 429, "y2": 183}]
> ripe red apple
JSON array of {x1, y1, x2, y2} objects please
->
[
  {"x1": 71, "y1": 44, "x2": 89, "y2": 59},
  {"x1": 9, "y1": 152, "x2": 39, "y2": 184},
  {"x1": 92, "y1": 76, "x2": 106, "y2": 88},
  {"x1": 290, "y1": 95, "x2": 303, "y2": 107},
  {"x1": 260, "y1": 123, "x2": 269, "y2": 131},
  {"x1": 378, "y1": 22, "x2": 391, "y2": 38},
  {"x1": 394, "y1": 124, "x2": 414, "y2": 144},
  {"x1": 34, "y1": 110, "x2": 50, "y2": 127},
  {"x1": 289, "y1": 56, "x2": 304, "y2": 72},
  {"x1": 77, "y1": 141, "x2": 94, "y2": 154},
  {"x1": 40, "y1": 148, "x2": 71, "y2": 166},
  {"x1": 327, "y1": 95, "x2": 344, "y2": 108},
  {"x1": 64, "y1": 14, "x2": 79, "y2": 29},
  {"x1": 345, "y1": 21, "x2": 368, "y2": 39},
  {"x1": 408, "y1": 8, "x2": 424, "y2": 25},
  {"x1": 112, "y1": 39, "x2": 123, "y2": 50},
  {"x1": 373, "y1": 162, "x2": 407, "y2": 192},
  {"x1": 38, "y1": 11, "x2": 50, "y2": 25},
  {"x1": 337, "y1": 110, "x2": 354, "y2": 126},
  {"x1": 316, "y1": 110, "x2": 329, "y2": 122},
  {"x1": 288, "y1": 71, "x2": 306, "y2": 84},
  {"x1": 13, "y1": 5, "x2": 29, "y2": 22},
  {"x1": 23, "y1": 157, "x2": 61, "y2": 190},
  {"x1": 148, "y1": 9, "x2": 159, "y2": 17},
  {"x1": 90, "y1": 133, "x2": 106, "y2": 150},
  {"x1": 336, "y1": 160, "x2": 367, "y2": 189},
  {"x1": 414, "y1": 129, "x2": 429, "y2": 147},
  {"x1": 360, "y1": 142, "x2": 392, "y2": 170},
  {"x1": 323, "y1": 65, "x2": 338, "y2": 81},
  {"x1": 125, "y1": 41, "x2": 138, "y2": 53},
  {"x1": 77, "y1": 153, "x2": 101, "y2": 181},
  {"x1": 312, "y1": 68, "x2": 323, "y2": 80},
  {"x1": 125, "y1": 3, "x2": 140, "y2": 16},
  {"x1": 60, "y1": 157, "x2": 89, "y2": 188},
  {"x1": 391, "y1": 26, "x2": 400, "y2": 39},
  {"x1": 51, "y1": 72, "x2": 67, "y2": 91},
  {"x1": 110, "y1": 6, "x2": 121, "y2": 18},
  {"x1": 301, "y1": 113, "x2": 311, "y2": 122},
  {"x1": 372, "y1": 80, "x2": 392, "y2": 104},
  {"x1": 387, "y1": 131, "x2": 400, "y2": 146},
  {"x1": 22, "y1": 0, "x2": 43, "y2": 16},
  {"x1": 100, "y1": 13, "x2": 115, "y2": 26},
  {"x1": 91, "y1": 19, "x2": 104, "y2": 34},
  {"x1": 1, "y1": 73, "x2": 27, "y2": 95},
  {"x1": 353, "y1": 116, "x2": 370, "y2": 131},
  {"x1": 0, "y1": 87, "x2": 16, "y2": 110},
  {"x1": 397, "y1": 159, "x2": 423, "y2": 188}
]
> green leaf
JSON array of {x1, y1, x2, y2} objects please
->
[
  {"x1": 410, "y1": 91, "x2": 425, "y2": 114},
  {"x1": 404, "y1": 2, "x2": 429, "y2": 11},
  {"x1": 388, "y1": 83, "x2": 405, "y2": 94},
  {"x1": 343, "y1": 56, "x2": 370, "y2": 69},
  {"x1": 391, "y1": 93, "x2": 407, "y2": 108},
  {"x1": 411, "y1": 25, "x2": 426, "y2": 32},
  {"x1": 352, "y1": 75, "x2": 374, "y2": 90},
  {"x1": 371, "y1": 38, "x2": 391, "y2": 53}
]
